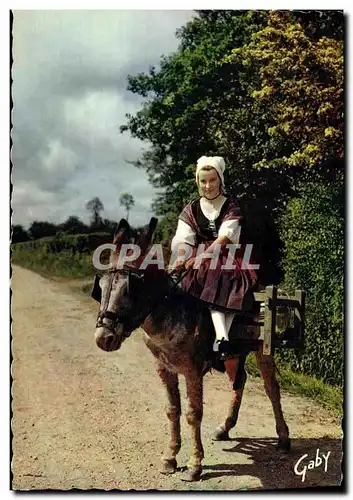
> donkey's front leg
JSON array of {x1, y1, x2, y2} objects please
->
[
  {"x1": 156, "y1": 362, "x2": 182, "y2": 474},
  {"x1": 183, "y1": 371, "x2": 204, "y2": 482},
  {"x1": 255, "y1": 352, "x2": 291, "y2": 452}
]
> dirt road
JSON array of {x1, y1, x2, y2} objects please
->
[{"x1": 11, "y1": 266, "x2": 342, "y2": 491}]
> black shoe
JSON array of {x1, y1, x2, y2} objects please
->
[
  {"x1": 218, "y1": 340, "x2": 232, "y2": 361},
  {"x1": 211, "y1": 352, "x2": 227, "y2": 373}
]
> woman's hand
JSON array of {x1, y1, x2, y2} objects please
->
[
  {"x1": 170, "y1": 257, "x2": 196, "y2": 273},
  {"x1": 171, "y1": 259, "x2": 187, "y2": 273},
  {"x1": 185, "y1": 257, "x2": 197, "y2": 270}
]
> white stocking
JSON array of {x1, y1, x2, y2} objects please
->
[
  {"x1": 210, "y1": 310, "x2": 235, "y2": 351},
  {"x1": 225, "y1": 312, "x2": 235, "y2": 334}
]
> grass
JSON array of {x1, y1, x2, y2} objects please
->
[
  {"x1": 11, "y1": 232, "x2": 111, "y2": 279},
  {"x1": 245, "y1": 352, "x2": 343, "y2": 416},
  {"x1": 11, "y1": 248, "x2": 95, "y2": 279}
]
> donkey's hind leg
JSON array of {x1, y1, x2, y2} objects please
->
[
  {"x1": 156, "y1": 362, "x2": 182, "y2": 474},
  {"x1": 255, "y1": 351, "x2": 291, "y2": 452},
  {"x1": 213, "y1": 355, "x2": 247, "y2": 441}
]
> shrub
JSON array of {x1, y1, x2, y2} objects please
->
[{"x1": 277, "y1": 178, "x2": 344, "y2": 386}]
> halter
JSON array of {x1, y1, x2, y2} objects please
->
[
  {"x1": 94, "y1": 266, "x2": 190, "y2": 335},
  {"x1": 95, "y1": 268, "x2": 133, "y2": 337}
]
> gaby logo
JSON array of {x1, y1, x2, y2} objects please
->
[{"x1": 294, "y1": 448, "x2": 331, "y2": 483}]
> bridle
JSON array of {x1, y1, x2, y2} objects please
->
[
  {"x1": 95, "y1": 268, "x2": 135, "y2": 337},
  {"x1": 94, "y1": 265, "x2": 190, "y2": 336}
]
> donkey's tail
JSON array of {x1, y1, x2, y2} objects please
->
[
  {"x1": 274, "y1": 358, "x2": 282, "y2": 378},
  {"x1": 233, "y1": 353, "x2": 248, "y2": 390}
]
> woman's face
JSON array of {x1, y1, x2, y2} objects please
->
[{"x1": 197, "y1": 168, "x2": 221, "y2": 199}]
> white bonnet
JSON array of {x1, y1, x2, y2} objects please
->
[{"x1": 196, "y1": 156, "x2": 226, "y2": 188}]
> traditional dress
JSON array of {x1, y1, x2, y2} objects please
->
[
  {"x1": 172, "y1": 194, "x2": 259, "y2": 311},
  {"x1": 171, "y1": 194, "x2": 260, "y2": 350}
]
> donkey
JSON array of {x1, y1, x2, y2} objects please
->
[{"x1": 93, "y1": 217, "x2": 290, "y2": 482}]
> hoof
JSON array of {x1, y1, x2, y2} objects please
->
[
  {"x1": 277, "y1": 437, "x2": 291, "y2": 453},
  {"x1": 159, "y1": 458, "x2": 177, "y2": 475},
  {"x1": 212, "y1": 426, "x2": 230, "y2": 441},
  {"x1": 181, "y1": 467, "x2": 202, "y2": 482}
]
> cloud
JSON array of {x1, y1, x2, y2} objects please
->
[{"x1": 11, "y1": 9, "x2": 195, "y2": 229}]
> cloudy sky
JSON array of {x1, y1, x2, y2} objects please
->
[{"x1": 11, "y1": 10, "x2": 195, "y2": 229}]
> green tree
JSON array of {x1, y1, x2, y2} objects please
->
[
  {"x1": 119, "y1": 193, "x2": 135, "y2": 221},
  {"x1": 58, "y1": 216, "x2": 88, "y2": 235},
  {"x1": 225, "y1": 10, "x2": 343, "y2": 173},
  {"x1": 102, "y1": 218, "x2": 118, "y2": 235},
  {"x1": 28, "y1": 221, "x2": 58, "y2": 240},
  {"x1": 85, "y1": 197, "x2": 104, "y2": 227},
  {"x1": 121, "y1": 10, "x2": 343, "y2": 206},
  {"x1": 11, "y1": 224, "x2": 29, "y2": 243}
]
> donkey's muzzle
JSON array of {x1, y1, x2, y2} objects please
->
[{"x1": 95, "y1": 328, "x2": 122, "y2": 352}]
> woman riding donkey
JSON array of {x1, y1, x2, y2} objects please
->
[
  {"x1": 93, "y1": 170, "x2": 290, "y2": 481},
  {"x1": 171, "y1": 155, "x2": 260, "y2": 360}
]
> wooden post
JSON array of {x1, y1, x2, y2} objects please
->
[
  {"x1": 294, "y1": 290, "x2": 306, "y2": 348},
  {"x1": 263, "y1": 285, "x2": 277, "y2": 355}
]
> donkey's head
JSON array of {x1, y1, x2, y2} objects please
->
[{"x1": 94, "y1": 217, "x2": 159, "y2": 352}]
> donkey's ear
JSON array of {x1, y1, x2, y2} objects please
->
[
  {"x1": 115, "y1": 218, "x2": 130, "y2": 234},
  {"x1": 144, "y1": 217, "x2": 158, "y2": 244},
  {"x1": 113, "y1": 218, "x2": 130, "y2": 242},
  {"x1": 113, "y1": 219, "x2": 131, "y2": 245},
  {"x1": 148, "y1": 217, "x2": 158, "y2": 236},
  {"x1": 137, "y1": 217, "x2": 158, "y2": 255}
]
